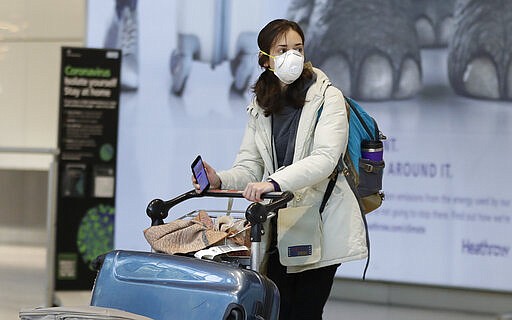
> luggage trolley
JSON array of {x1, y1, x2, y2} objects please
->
[{"x1": 90, "y1": 189, "x2": 293, "y2": 320}]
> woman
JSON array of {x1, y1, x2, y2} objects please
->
[{"x1": 193, "y1": 19, "x2": 367, "y2": 320}]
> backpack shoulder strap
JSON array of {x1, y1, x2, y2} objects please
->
[
  {"x1": 315, "y1": 81, "x2": 332, "y2": 124},
  {"x1": 318, "y1": 96, "x2": 350, "y2": 214}
]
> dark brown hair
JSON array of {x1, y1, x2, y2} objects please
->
[{"x1": 252, "y1": 19, "x2": 314, "y2": 116}]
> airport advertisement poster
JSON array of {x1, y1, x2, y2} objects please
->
[{"x1": 87, "y1": 1, "x2": 512, "y2": 291}]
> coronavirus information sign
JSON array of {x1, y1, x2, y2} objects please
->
[{"x1": 55, "y1": 47, "x2": 120, "y2": 290}]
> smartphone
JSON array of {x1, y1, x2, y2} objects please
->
[{"x1": 191, "y1": 155, "x2": 210, "y2": 193}]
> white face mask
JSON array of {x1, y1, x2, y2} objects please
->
[{"x1": 261, "y1": 49, "x2": 304, "y2": 84}]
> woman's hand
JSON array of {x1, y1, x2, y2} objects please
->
[
  {"x1": 191, "y1": 161, "x2": 221, "y2": 193},
  {"x1": 243, "y1": 181, "x2": 275, "y2": 202}
]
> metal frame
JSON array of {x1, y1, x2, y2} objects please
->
[{"x1": 0, "y1": 146, "x2": 59, "y2": 307}]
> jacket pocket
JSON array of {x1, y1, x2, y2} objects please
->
[{"x1": 277, "y1": 205, "x2": 322, "y2": 266}]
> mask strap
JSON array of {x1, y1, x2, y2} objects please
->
[
  {"x1": 259, "y1": 50, "x2": 274, "y2": 59},
  {"x1": 259, "y1": 50, "x2": 276, "y2": 72}
]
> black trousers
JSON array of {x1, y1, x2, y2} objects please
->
[{"x1": 266, "y1": 249, "x2": 340, "y2": 320}]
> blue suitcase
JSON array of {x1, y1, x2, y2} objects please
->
[
  {"x1": 91, "y1": 250, "x2": 279, "y2": 320},
  {"x1": 91, "y1": 190, "x2": 294, "y2": 320}
]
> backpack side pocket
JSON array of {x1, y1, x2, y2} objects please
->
[{"x1": 358, "y1": 158, "x2": 385, "y2": 213}]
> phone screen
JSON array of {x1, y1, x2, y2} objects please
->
[{"x1": 191, "y1": 155, "x2": 210, "y2": 193}]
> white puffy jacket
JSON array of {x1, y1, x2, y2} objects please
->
[{"x1": 218, "y1": 68, "x2": 367, "y2": 273}]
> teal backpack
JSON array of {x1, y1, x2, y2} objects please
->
[
  {"x1": 318, "y1": 96, "x2": 386, "y2": 215},
  {"x1": 317, "y1": 94, "x2": 386, "y2": 279}
]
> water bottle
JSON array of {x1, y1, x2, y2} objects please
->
[{"x1": 361, "y1": 140, "x2": 383, "y2": 162}]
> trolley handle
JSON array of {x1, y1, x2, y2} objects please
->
[{"x1": 146, "y1": 189, "x2": 294, "y2": 226}]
